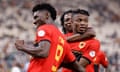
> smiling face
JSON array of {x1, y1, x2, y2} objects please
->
[
  {"x1": 33, "y1": 10, "x2": 50, "y2": 27},
  {"x1": 72, "y1": 13, "x2": 88, "y2": 34},
  {"x1": 63, "y1": 13, "x2": 73, "y2": 33}
]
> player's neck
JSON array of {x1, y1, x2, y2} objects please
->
[{"x1": 46, "y1": 18, "x2": 54, "y2": 24}]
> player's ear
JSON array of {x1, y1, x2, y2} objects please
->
[{"x1": 46, "y1": 12, "x2": 50, "y2": 19}]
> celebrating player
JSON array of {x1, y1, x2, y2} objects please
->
[
  {"x1": 60, "y1": 10, "x2": 95, "y2": 42},
  {"x1": 61, "y1": 9, "x2": 100, "y2": 72},
  {"x1": 14, "y1": 3, "x2": 85, "y2": 72}
]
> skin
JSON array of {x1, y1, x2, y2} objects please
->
[
  {"x1": 15, "y1": 9, "x2": 85, "y2": 72},
  {"x1": 63, "y1": 13, "x2": 73, "y2": 33},
  {"x1": 15, "y1": 10, "x2": 53, "y2": 58},
  {"x1": 67, "y1": 27, "x2": 96, "y2": 42},
  {"x1": 62, "y1": 12, "x2": 95, "y2": 42},
  {"x1": 61, "y1": 10, "x2": 96, "y2": 70},
  {"x1": 72, "y1": 14, "x2": 89, "y2": 34},
  {"x1": 72, "y1": 13, "x2": 90, "y2": 67},
  {"x1": 61, "y1": 60, "x2": 85, "y2": 72}
]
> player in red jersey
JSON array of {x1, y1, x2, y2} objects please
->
[
  {"x1": 60, "y1": 10, "x2": 95, "y2": 42},
  {"x1": 14, "y1": 3, "x2": 85, "y2": 72},
  {"x1": 61, "y1": 9, "x2": 100, "y2": 72},
  {"x1": 93, "y1": 51, "x2": 109, "y2": 72}
]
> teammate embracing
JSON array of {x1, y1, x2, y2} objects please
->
[
  {"x1": 15, "y1": 3, "x2": 85, "y2": 72},
  {"x1": 61, "y1": 9, "x2": 100, "y2": 72}
]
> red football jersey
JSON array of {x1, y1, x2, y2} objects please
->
[
  {"x1": 62, "y1": 33, "x2": 73, "y2": 72},
  {"x1": 28, "y1": 24, "x2": 76, "y2": 72},
  {"x1": 69, "y1": 38, "x2": 100, "y2": 63},
  {"x1": 86, "y1": 51, "x2": 108, "y2": 72},
  {"x1": 64, "y1": 32, "x2": 73, "y2": 37},
  {"x1": 94, "y1": 51, "x2": 108, "y2": 68},
  {"x1": 62, "y1": 33, "x2": 100, "y2": 72},
  {"x1": 85, "y1": 64, "x2": 94, "y2": 72}
]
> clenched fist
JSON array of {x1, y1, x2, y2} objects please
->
[{"x1": 15, "y1": 40, "x2": 24, "y2": 50}]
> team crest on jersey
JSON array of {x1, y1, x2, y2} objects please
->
[
  {"x1": 38, "y1": 30, "x2": 45, "y2": 37},
  {"x1": 89, "y1": 51, "x2": 96, "y2": 57},
  {"x1": 79, "y1": 42, "x2": 86, "y2": 49}
]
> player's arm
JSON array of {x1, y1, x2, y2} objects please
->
[
  {"x1": 67, "y1": 27, "x2": 96, "y2": 42},
  {"x1": 80, "y1": 40, "x2": 100, "y2": 68},
  {"x1": 100, "y1": 53, "x2": 110, "y2": 72},
  {"x1": 62, "y1": 52, "x2": 91, "y2": 70},
  {"x1": 93, "y1": 64, "x2": 110, "y2": 72},
  {"x1": 60, "y1": 43, "x2": 85, "y2": 72},
  {"x1": 15, "y1": 40, "x2": 50, "y2": 58},
  {"x1": 101, "y1": 54, "x2": 109, "y2": 68},
  {"x1": 78, "y1": 57, "x2": 90, "y2": 67},
  {"x1": 61, "y1": 60, "x2": 85, "y2": 72},
  {"x1": 69, "y1": 60, "x2": 85, "y2": 72}
]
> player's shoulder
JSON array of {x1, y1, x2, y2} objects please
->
[
  {"x1": 36, "y1": 24, "x2": 55, "y2": 37},
  {"x1": 98, "y1": 51, "x2": 106, "y2": 56},
  {"x1": 37, "y1": 24, "x2": 57, "y2": 33},
  {"x1": 38, "y1": 24, "x2": 55, "y2": 29},
  {"x1": 90, "y1": 38, "x2": 100, "y2": 44},
  {"x1": 86, "y1": 38, "x2": 100, "y2": 45}
]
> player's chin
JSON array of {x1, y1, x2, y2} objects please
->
[{"x1": 77, "y1": 30, "x2": 86, "y2": 34}]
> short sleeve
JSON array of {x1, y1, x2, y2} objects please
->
[
  {"x1": 82, "y1": 40, "x2": 100, "y2": 63},
  {"x1": 35, "y1": 28, "x2": 51, "y2": 43},
  {"x1": 100, "y1": 52, "x2": 109, "y2": 68}
]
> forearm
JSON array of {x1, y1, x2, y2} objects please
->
[
  {"x1": 15, "y1": 40, "x2": 51, "y2": 58},
  {"x1": 67, "y1": 27, "x2": 96, "y2": 42},
  {"x1": 61, "y1": 60, "x2": 85, "y2": 72},
  {"x1": 67, "y1": 32, "x2": 95, "y2": 42},
  {"x1": 80, "y1": 32, "x2": 95, "y2": 40},
  {"x1": 73, "y1": 60, "x2": 85, "y2": 72},
  {"x1": 19, "y1": 44, "x2": 45, "y2": 57},
  {"x1": 60, "y1": 62, "x2": 75, "y2": 70},
  {"x1": 78, "y1": 57, "x2": 90, "y2": 68},
  {"x1": 66, "y1": 34, "x2": 81, "y2": 42}
]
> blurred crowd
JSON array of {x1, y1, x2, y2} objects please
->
[{"x1": 0, "y1": 0, "x2": 120, "y2": 72}]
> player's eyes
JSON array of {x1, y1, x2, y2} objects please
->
[
  {"x1": 64, "y1": 18, "x2": 70, "y2": 22},
  {"x1": 34, "y1": 16, "x2": 38, "y2": 19},
  {"x1": 79, "y1": 19, "x2": 82, "y2": 21}
]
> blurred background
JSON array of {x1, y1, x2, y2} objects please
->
[{"x1": 0, "y1": 0, "x2": 120, "y2": 72}]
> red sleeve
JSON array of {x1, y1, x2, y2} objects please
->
[
  {"x1": 93, "y1": 54, "x2": 100, "y2": 64},
  {"x1": 99, "y1": 52, "x2": 109, "y2": 68},
  {"x1": 64, "y1": 43, "x2": 76, "y2": 63},
  {"x1": 82, "y1": 40, "x2": 100, "y2": 63},
  {"x1": 35, "y1": 27, "x2": 51, "y2": 43}
]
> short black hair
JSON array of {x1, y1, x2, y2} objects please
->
[
  {"x1": 60, "y1": 10, "x2": 73, "y2": 34},
  {"x1": 32, "y1": 3, "x2": 56, "y2": 20},
  {"x1": 73, "y1": 9, "x2": 90, "y2": 16}
]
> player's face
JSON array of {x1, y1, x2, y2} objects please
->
[
  {"x1": 33, "y1": 10, "x2": 48, "y2": 27},
  {"x1": 72, "y1": 14, "x2": 88, "y2": 34},
  {"x1": 63, "y1": 13, "x2": 73, "y2": 33}
]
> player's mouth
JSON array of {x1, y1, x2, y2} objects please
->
[
  {"x1": 79, "y1": 27, "x2": 86, "y2": 30},
  {"x1": 77, "y1": 27, "x2": 87, "y2": 33}
]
